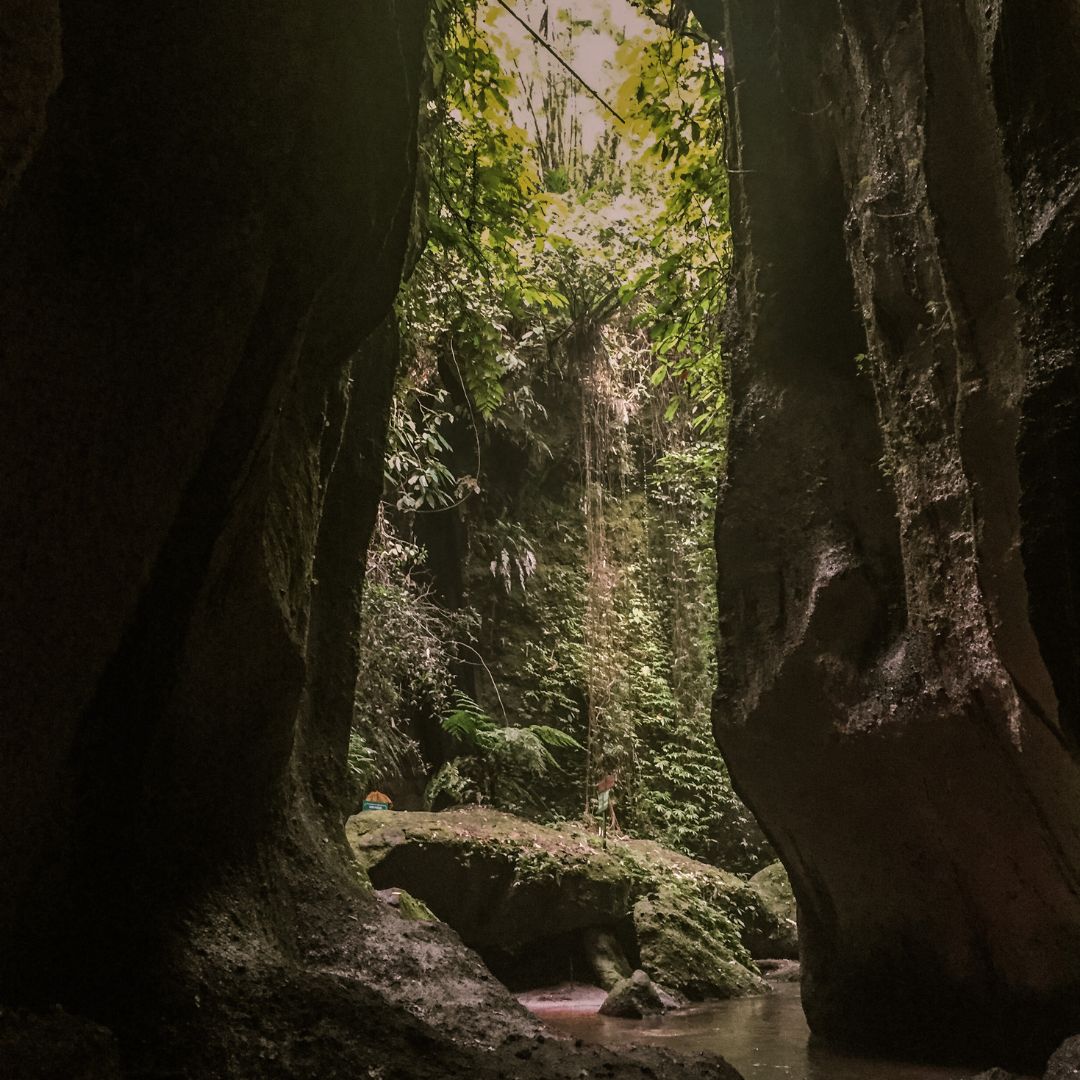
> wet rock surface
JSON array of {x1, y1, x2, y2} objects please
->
[{"x1": 699, "y1": 0, "x2": 1080, "y2": 1066}]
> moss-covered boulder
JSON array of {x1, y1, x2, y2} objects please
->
[
  {"x1": 750, "y1": 862, "x2": 796, "y2": 924},
  {"x1": 599, "y1": 970, "x2": 666, "y2": 1018},
  {"x1": 347, "y1": 808, "x2": 777, "y2": 1000},
  {"x1": 582, "y1": 927, "x2": 633, "y2": 990},
  {"x1": 633, "y1": 886, "x2": 765, "y2": 999},
  {"x1": 747, "y1": 861, "x2": 799, "y2": 959},
  {"x1": 349, "y1": 809, "x2": 636, "y2": 953}
]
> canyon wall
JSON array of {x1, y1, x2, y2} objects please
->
[
  {"x1": 0, "y1": 0, "x2": 437, "y2": 1072},
  {"x1": 701, "y1": 0, "x2": 1080, "y2": 1066}
]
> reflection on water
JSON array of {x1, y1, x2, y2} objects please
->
[{"x1": 530, "y1": 983, "x2": 1018, "y2": 1080}]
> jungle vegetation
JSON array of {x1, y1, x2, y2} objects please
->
[{"x1": 350, "y1": 0, "x2": 769, "y2": 874}]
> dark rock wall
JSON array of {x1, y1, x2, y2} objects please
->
[
  {"x1": 0, "y1": 0, "x2": 428, "y2": 1064},
  {"x1": 701, "y1": 0, "x2": 1080, "y2": 1066}
]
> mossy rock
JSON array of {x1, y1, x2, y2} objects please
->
[
  {"x1": 347, "y1": 807, "x2": 777, "y2": 1000},
  {"x1": 583, "y1": 926, "x2": 633, "y2": 991},
  {"x1": 750, "y1": 861, "x2": 796, "y2": 923},
  {"x1": 747, "y1": 861, "x2": 798, "y2": 959},
  {"x1": 397, "y1": 888, "x2": 438, "y2": 922},
  {"x1": 348, "y1": 808, "x2": 636, "y2": 952},
  {"x1": 633, "y1": 885, "x2": 766, "y2": 1000},
  {"x1": 598, "y1": 970, "x2": 666, "y2": 1018}
]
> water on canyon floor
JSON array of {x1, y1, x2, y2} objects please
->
[{"x1": 521, "y1": 982, "x2": 1028, "y2": 1080}]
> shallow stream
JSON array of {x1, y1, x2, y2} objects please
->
[{"x1": 521, "y1": 983, "x2": 1028, "y2": 1080}]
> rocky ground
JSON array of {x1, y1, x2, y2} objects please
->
[{"x1": 0, "y1": 860, "x2": 746, "y2": 1080}]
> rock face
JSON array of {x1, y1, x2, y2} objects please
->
[
  {"x1": 0, "y1": 1008, "x2": 123, "y2": 1080},
  {"x1": 348, "y1": 807, "x2": 775, "y2": 999},
  {"x1": 697, "y1": 0, "x2": 1080, "y2": 1066}
]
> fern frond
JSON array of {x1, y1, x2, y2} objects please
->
[{"x1": 525, "y1": 725, "x2": 584, "y2": 751}]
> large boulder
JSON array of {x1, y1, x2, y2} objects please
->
[
  {"x1": 349, "y1": 809, "x2": 637, "y2": 953},
  {"x1": 348, "y1": 808, "x2": 776, "y2": 999}
]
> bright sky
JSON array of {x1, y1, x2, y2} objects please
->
[{"x1": 487, "y1": 0, "x2": 657, "y2": 153}]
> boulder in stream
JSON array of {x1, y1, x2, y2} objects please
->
[
  {"x1": 599, "y1": 969, "x2": 666, "y2": 1018},
  {"x1": 755, "y1": 958, "x2": 801, "y2": 982},
  {"x1": 347, "y1": 808, "x2": 778, "y2": 1000},
  {"x1": 633, "y1": 886, "x2": 766, "y2": 1000}
]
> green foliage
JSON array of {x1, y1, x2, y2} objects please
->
[
  {"x1": 352, "y1": 0, "x2": 769, "y2": 873},
  {"x1": 442, "y1": 692, "x2": 582, "y2": 759},
  {"x1": 403, "y1": 0, "x2": 731, "y2": 440},
  {"x1": 474, "y1": 505, "x2": 591, "y2": 815},
  {"x1": 614, "y1": 20, "x2": 730, "y2": 432},
  {"x1": 384, "y1": 393, "x2": 460, "y2": 512},
  {"x1": 401, "y1": 0, "x2": 568, "y2": 424},
  {"x1": 484, "y1": 519, "x2": 539, "y2": 593},
  {"x1": 427, "y1": 692, "x2": 583, "y2": 813},
  {"x1": 350, "y1": 513, "x2": 478, "y2": 793}
]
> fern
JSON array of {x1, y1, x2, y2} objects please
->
[
  {"x1": 431, "y1": 693, "x2": 583, "y2": 812},
  {"x1": 526, "y1": 725, "x2": 584, "y2": 750}
]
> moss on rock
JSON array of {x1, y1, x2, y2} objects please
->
[
  {"x1": 633, "y1": 886, "x2": 765, "y2": 999},
  {"x1": 746, "y1": 861, "x2": 798, "y2": 959},
  {"x1": 348, "y1": 807, "x2": 779, "y2": 1000},
  {"x1": 397, "y1": 889, "x2": 439, "y2": 922},
  {"x1": 750, "y1": 862, "x2": 796, "y2": 925}
]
